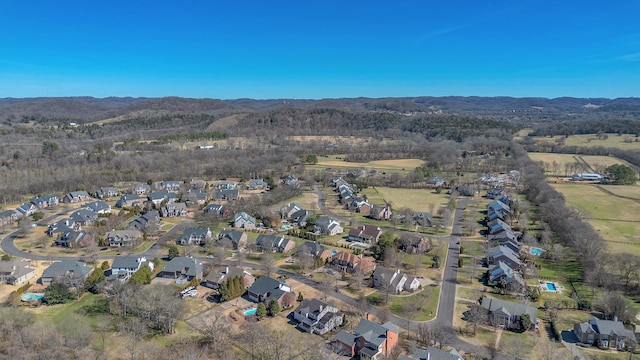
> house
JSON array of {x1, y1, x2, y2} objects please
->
[
  {"x1": 282, "y1": 175, "x2": 299, "y2": 187},
  {"x1": 256, "y1": 234, "x2": 295, "y2": 253},
  {"x1": 189, "y1": 179, "x2": 207, "y2": 190},
  {"x1": 62, "y1": 190, "x2": 91, "y2": 203},
  {"x1": 16, "y1": 202, "x2": 37, "y2": 217},
  {"x1": 488, "y1": 233, "x2": 519, "y2": 253},
  {"x1": 203, "y1": 266, "x2": 255, "y2": 290},
  {"x1": 158, "y1": 257, "x2": 203, "y2": 281},
  {"x1": 486, "y1": 187, "x2": 504, "y2": 200},
  {"x1": 454, "y1": 185, "x2": 475, "y2": 197},
  {"x1": 179, "y1": 227, "x2": 212, "y2": 245},
  {"x1": 106, "y1": 229, "x2": 143, "y2": 247},
  {"x1": 157, "y1": 180, "x2": 181, "y2": 191},
  {"x1": 127, "y1": 211, "x2": 160, "y2": 232},
  {"x1": 281, "y1": 202, "x2": 302, "y2": 219},
  {"x1": 246, "y1": 276, "x2": 296, "y2": 308},
  {"x1": 399, "y1": 347, "x2": 464, "y2": 360},
  {"x1": 111, "y1": 256, "x2": 153, "y2": 280},
  {"x1": 396, "y1": 234, "x2": 432, "y2": 254},
  {"x1": 331, "y1": 252, "x2": 376, "y2": 274},
  {"x1": 247, "y1": 179, "x2": 268, "y2": 190},
  {"x1": 371, "y1": 266, "x2": 420, "y2": 293},
  {"x1": 46, "y1": 218, "x2": 79, "y2": 237},
  {"x1": 160, "y1": 203, "x2": 188, "y2": 217},
  {"x1": 479, "y1": 297, "x2": 537, "y2": 330},
  {"x1": 69, "y1": 208, "x2": 99, "y2": 225},
  {"x1": 0, "y1": 260, "x2": 36, "y2": 285},
  {"x1": 488, "y1": 218, "x2": 512, "y2": 236},
  {"x1": 487, "y1": 200, "x2": 511, "y2": 220},
  {"x1": 297, "y1": 241, "x2": 333, "y2": 261},
  {"x1": 293, "y1": 298, "x2": 344, "y2": 335},
  {"x1": 233, "y1": 212, "x2": 256, "y2": 229},
  {"x1": 574, "y1": 316, "x2": 636, "y2": 350},
  {"x1": 55, "y1": 230, "x2": 93, "y2": 248},
  {"x1": 95, "y1": 186, "x2": 119, "y2": 199},
  {"x1": 410, "y1": 212, "x2": 433, "y2": 227},
  {"x1": 214, "y1": 189, "x2": 239, "y2": 201},
  {"x1": 203, "y1": 203, "x2": 234, "y2": 218},
  {"x1": 354, "y1": 199, "x2": 372, "y2": 214},
  {"x1": 290, "y1": 209, "x2": 313, "y2": 227},
  {"x1": 0, "y1": 210, "x2": 19, "y2": 227},
  {"x1": 184, "y1": 189, "x2": 207, "y2": 205},
  {"x1": 115, "y1": 194, "x2": 144, "y2": 208},
  {"x1": 218, "y1": 230, "x2": 248, "y2": 250},
  {"x1": 147, "y1": 191, "x2": 178, "y2": 206},
  {"x1": 85, "y1": 200, "x2": 111, "y2": 214},
  {"x1": 370, "y1": 205, "x2": 392, "y2": 221},
  {"x1": 335, "y1": 318, "x2": 399, "y2": 359},
  {"x1": 313, "y1": 216, "x2": 344, "y2": 236},
  {"x1": 31, "y1": 194, "x2": 59, "y2": 208},
  {"x1": 487, "y1": 261, "x2": 525, "y2": 292},
  {"x1": 132, "y1": 184, "x2": 151, "y2": 195},
  {"x1": 40, "y1": 260, "x2": 93, "y2": 286},
  {"x1": 215, "y1": 182, "x2": 237, "y2": 190},
  {"x1": 348, "y1": 225, "x2": 383, "y2": 244},
  {"x1": 487, "y1": 245, "x2": 521, "y2": 270},
  {"x1": 427, "y1": 176, "x2": 445, "y2": 187}
]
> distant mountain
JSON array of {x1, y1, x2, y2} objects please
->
[{"x1": 0, "y1": 95, "x2": 638, "y2": 124}]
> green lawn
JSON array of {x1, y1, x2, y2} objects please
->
[
  {"x1": 361, "y1": 186, "x2": 450, "y2": 211},
  {"x1": 367, "y1": 285, "x2": 440, "y2": 321}
]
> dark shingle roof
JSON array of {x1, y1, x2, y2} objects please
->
[{"x1": 42, "y1": 260, "x2": 92, "y2": 279}]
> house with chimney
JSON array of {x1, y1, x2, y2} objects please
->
[
  {"x1": 371, "y1": 266, "x2": 421, "y2": 293},
  {"x1": 106, "y1": 229, "x2": 143, "y2": 247},
  {"x1": 111, "y1": 256, "x2": 153, "y2": 281},
  {"x1": 179, "y1": 227, "x2": 212, "y2": 245},
  {"x1": 0, "y1": 260, "x2": 36, "y2": 285},
  {"x1": 313, "y1": 216, "x2": 344, "y2": 236},
  {"x1": 331, "y1": 251, "x2": 376, "y2": 274},
  {"x1": 256, "y1": 234, "x2": 295, "y2": 253},
  {"x1": 246, "y1": 276, "x2": 296, "y2": 308},
  {"x1": 574, "y1": 316, "x2": 636, "y2": 350},
  {"x1": 217, "y1": 229, "x2": 248, "y2": 250},
  {"x1": 293, "y1": 298, "x2": 343, "y2": 335},
  {"x1": 348, "y1": 225, "x2": 383, "y2": 244},
  {"x1": 203, "y1": 266, "x2": 255, "y2": 290},
  {"x1": 369, "y1": 205, "x2": 392, "y2": 221},
  {"x1": 334, "y1": 317, "x2": 399, "y2": 359}
]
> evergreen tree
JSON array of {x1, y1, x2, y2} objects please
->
[
  {"x1": 168, "y1": 245, "x2": 180, "y2": 260},
  {"x1": 219, "y1": 281, "x2": 230, "y2": 302},
  {"x1": 85, "y1": 268, "x2": 106, "y2": 293},
  {"x1": 297, "y1": 292, "x2": 304, "y2": 302},
  {"x1": 256, "y1": 302, "x2": 267, "y2": 320},
  {"x1": 43, "y1": 281, "x2": 74, "y2": 305},
  {"x1": 268, "y1": 298, "x2": 281, "y2": 317},
  {"x1": 129, "y1": 266, "x2": 152, "y2": 285}
]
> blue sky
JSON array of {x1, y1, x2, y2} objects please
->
[{"x1": 1, "y1": 1, "x2": 639, "y2": 99}]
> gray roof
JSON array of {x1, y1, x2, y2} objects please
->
[
  {"x1": 248, "y1": 276, "x2": 287, "y2": 303},
  {"x1": 0, "y1": 210, "x2": 18, "y2": 218},
  {"x1": 112, "y1": 256, "x2": 146, "y2": 269},
  {"x1": 182, "y1": 227, "x2": 210, "y2": 239},
  {"x1": 161, "y1": 257, "x2": 202, "y2": 277},
  {"x1": 148, "y1": 190, "x2": 177, "y2": 201},
  {"x1": 70, "y1": 208, "x2": 97, "y2": 222},
  {"x1": 589, "y1": 316, "x2": 635, "y2": 338},
  {"x1": 85, "y1": 200, "x2": 110, "y2": 213},
  {"x1": 234, "y1": 212, "x2": 256, "y2": 224},
  {"x1": 353, "y1": 319, "x2": 399, "y2": 348},
  {"x1": 219, "y1": 230, "x2": 245, "y2": 244},
  {"x1": 336, "y1": 330, "x2": 356, "y2": 346},
  {"x1": 487, "y1": 245, "x2": 520, "y2": 266},
  {"x1": 400, "y1": 346, "x2": 463, "y2": 360},
  {"x1": 480, "y1": 297, "x2": 537, "y2": 323},
  {"x1": 298, "y1": 241, "x2": 326, "y2": 257},
  {"x1": 42, "y1": 260, "x2": 92, "y2": 279}
]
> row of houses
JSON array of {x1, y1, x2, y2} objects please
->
[
  {"x1": 484, "y1": 191, "x2": 525, "y2": 293},
  {"x1": 0, "y1": 194, "x2": 59, "y2": 227},
  {"x1": 333, "y1": 177, "x2": 373, "y2": 213}
]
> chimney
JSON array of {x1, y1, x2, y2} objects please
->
[
  {"x1": 366, "y1": 313, "x2": 373, "y2": 321},
  {"x1": 225, "y1": 267, "x2": 229, "y2": 274}
]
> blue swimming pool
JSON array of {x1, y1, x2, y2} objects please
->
[
  {"x1": 243, "y1": 308, "x2": 257, "y2": 316},
  {"x1": 546, "y1": 282, "x2": 557, "y2": 291},
  {"x1": 331, "y1": 250, "x2": 338, "y2": 256},
  {"x1": 21, "y1": 293, "x2": 44, "y2": 301},
  {"x1": 283, "y1": 225, "x2": 292, "y2": 230},
  {"x1": 530, "y1": 247, "x2": 545, "y2": 256}
]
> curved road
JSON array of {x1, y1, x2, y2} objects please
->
[{"x1": 2, "y1": 192, "x2": 512, "y2": 359}]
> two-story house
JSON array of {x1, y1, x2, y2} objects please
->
[
  {"x1": 179, "y1": 227, "x2": 212, "y2": 245},
  {"x1": 335, "y1": 317, "x2": 399, "y2": 359},
  {"x1": 293, "y1": 298, "x2": 343, "y2": 335}
]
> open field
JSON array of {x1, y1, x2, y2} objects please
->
[
  {"x1": 308, "y1": 155, "x2": 424, "y2": 174},
  {"x1": 361, "y1": 186, "x2": 449, "y2": 210},
  {"x1": 527, "y1": 152, "x2": 632, "y2": 175},
  {"x1": 550, "y1": 183, "x2": 640, "y2": 255},
  {"x1": 273, "y1": 191, "x2": 320, "y2": 212},
  {"x1": 532, "y1": 133, "x2": 640, "y2": 151}
]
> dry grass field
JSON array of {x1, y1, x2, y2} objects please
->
[
  {"x1": 361, "y1": 186, "x2": 449, "y2": 210},
  {"x1": 528, "y1": 152, "x2": 632, "y2": 175},
  {"x1": 532, "y1": 133, "x2": 640, "y2": 151},
  {"x1": 313, "y1": 155, "x2": 424, "y2": 172},
  {"x1": 551, "y1": 183, "x2": 640, "y2": 255}
]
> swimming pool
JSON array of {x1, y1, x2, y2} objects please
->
[
  {"x1": 243, "y1": 307, "x2": 257, "y2": 316},
  {"x1": 331, "y1": 250, "x2": 338, "y2": 256},
  {"x1": 530, "y1": 247, "x2": 545, "y2": 256},
  {"x1": 351, "y1": 243, "x2": 369, "y2": 250},
  {"x1": 21, "y1": 293, "x2": 44, "y2": 302},
  {"x1": 546, "y1": 282, "x2": 557, "y2": 292},
  {"x1": 283, "y1": 225, "x2": 292, "y2": 230}
]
